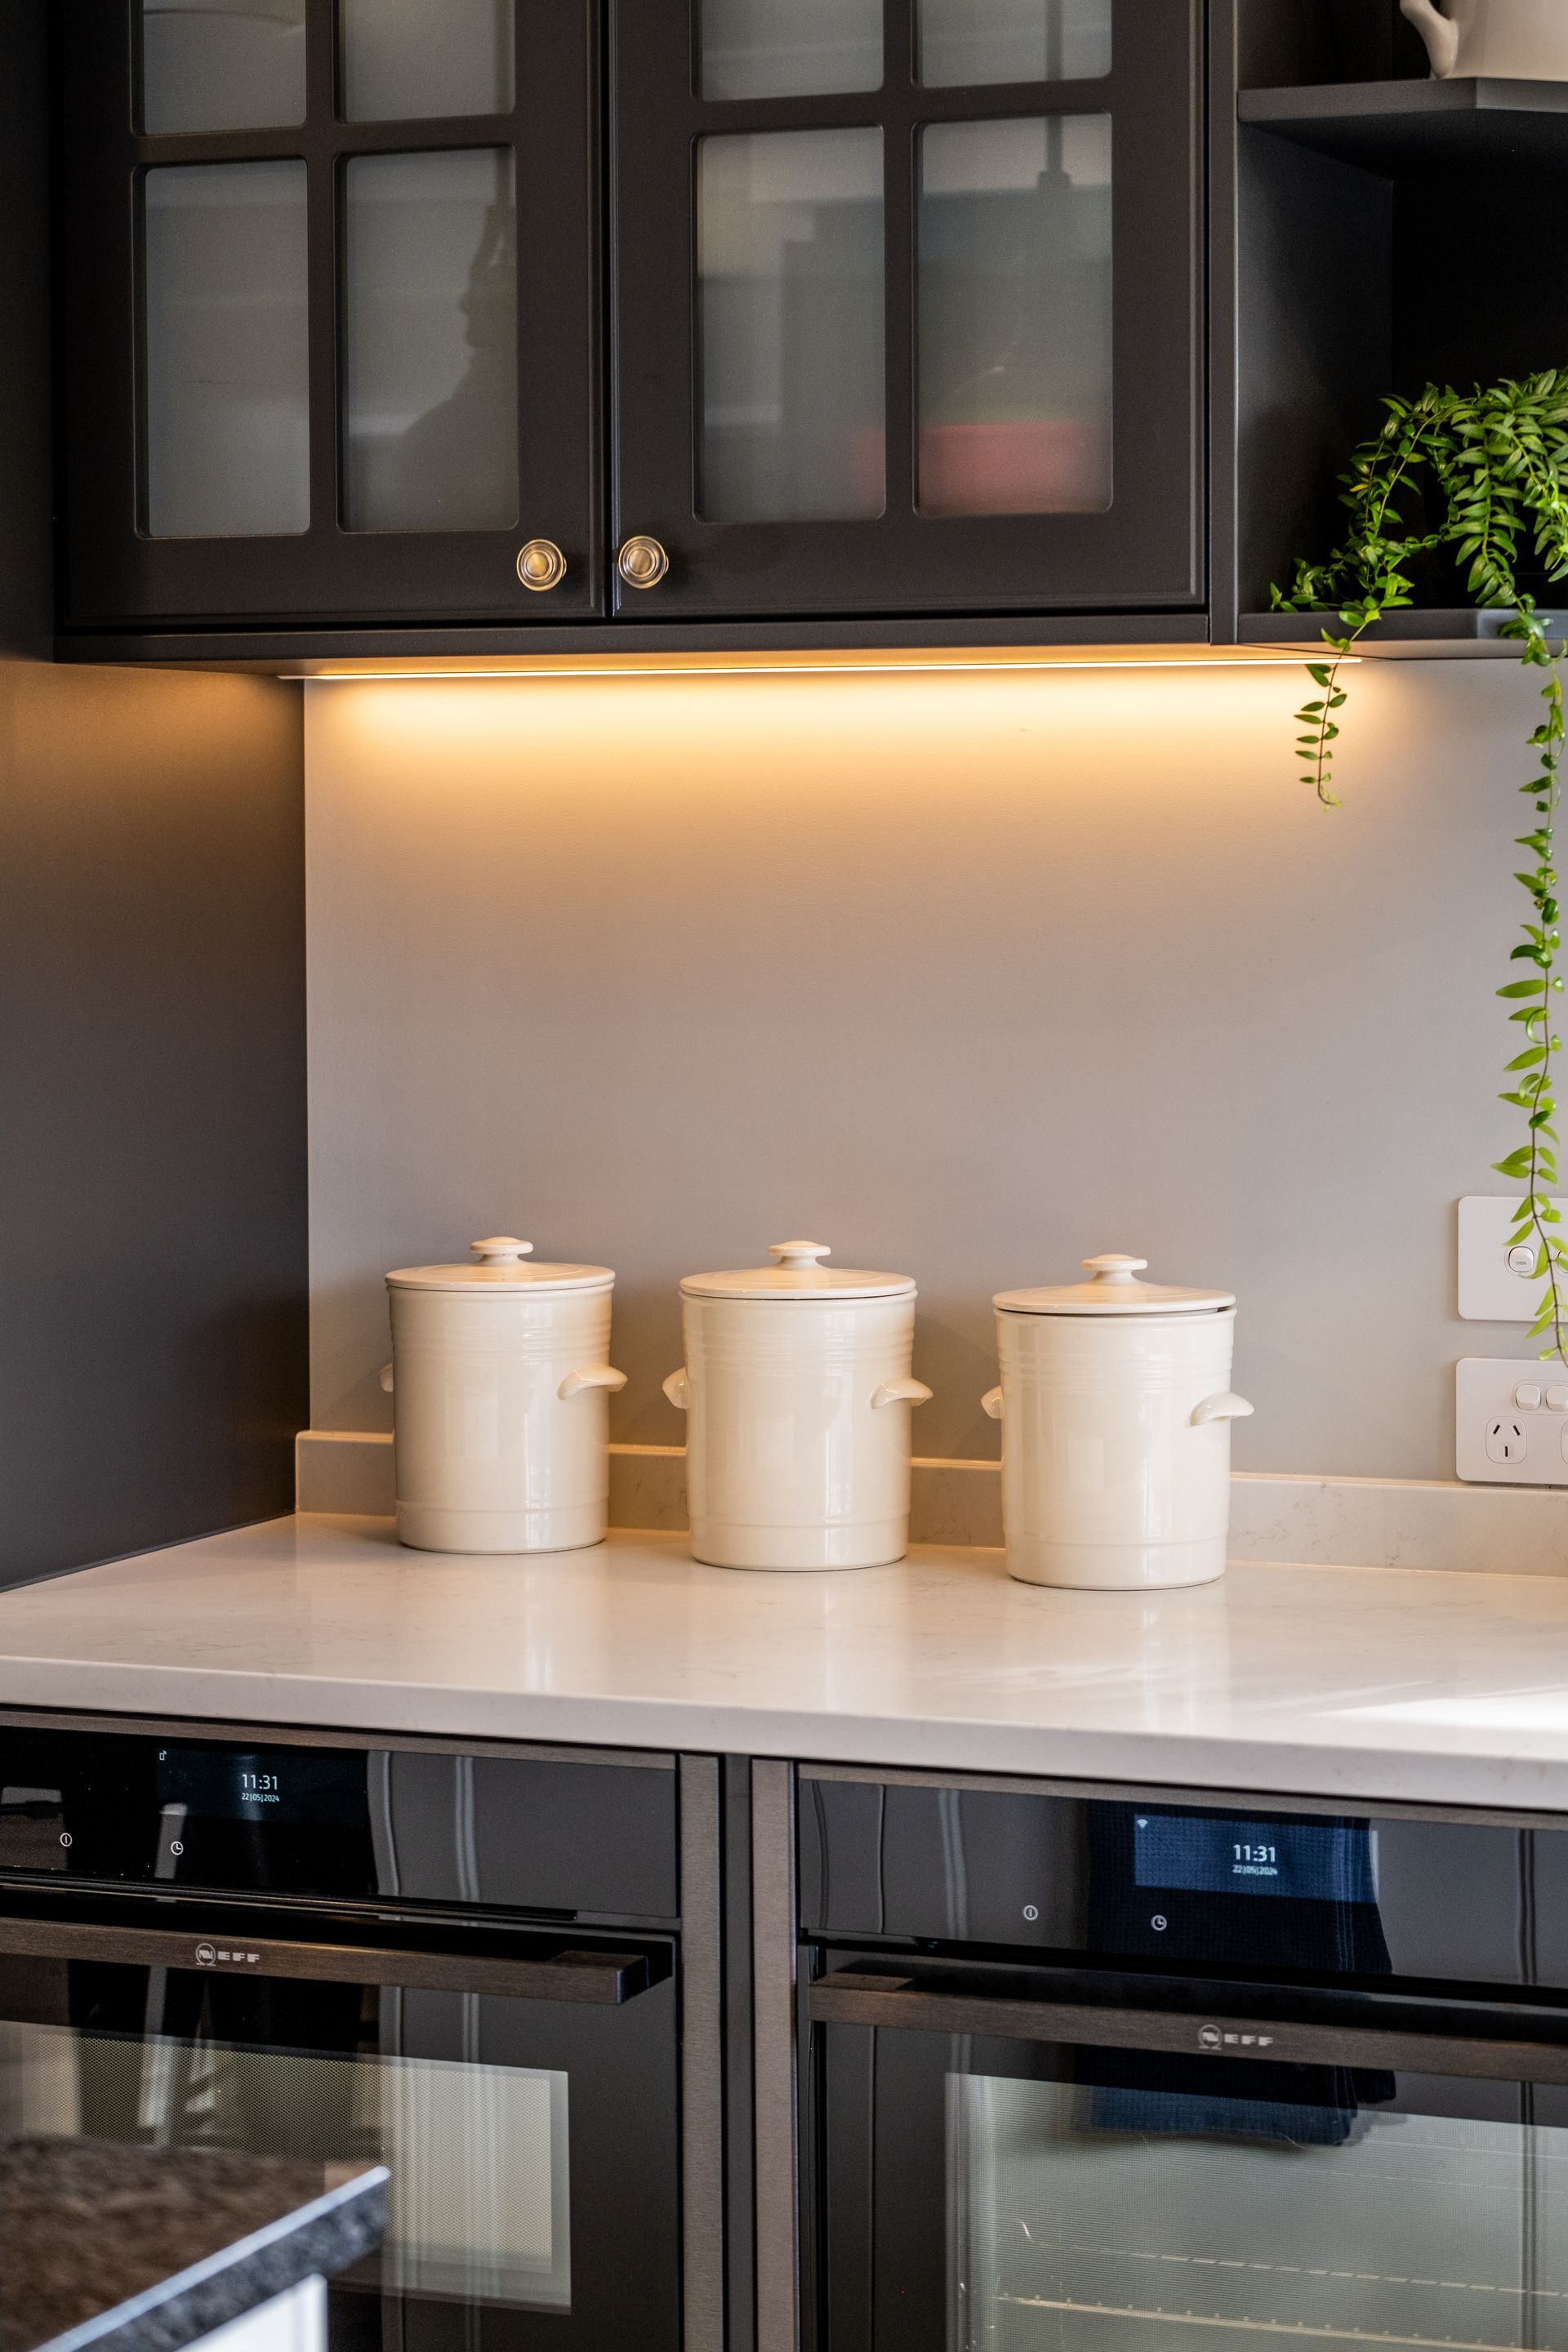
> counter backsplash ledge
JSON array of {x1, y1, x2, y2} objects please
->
[{"x1": 295, "y1": 1431, "x2": 1568, "y2": 1578}]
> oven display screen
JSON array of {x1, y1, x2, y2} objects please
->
[
  {"x1": 1134, "y1": 1813, "x2": 1378, "y2": 1903},
  {"x1": 154, "y1": 1746, "x2": 366, "y2": 1829}
]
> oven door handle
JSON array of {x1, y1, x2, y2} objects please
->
[
  {"x1": 0, "y1": 1909, "x2": 653, "y2": 2002},
  {"x1": 809, "y1": 1969, "x2": 1568, "y2": 2085}
]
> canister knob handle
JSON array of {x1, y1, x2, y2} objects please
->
[
  {"x1": 471, "y1": 1236, "x2": 534, "y2": 1264},
  {"x1": 1191, "y1": 1391, "x2": 1254, "y2": 1426},
  {"x1": 663, "y1": 1369, "x2": 690, "y2": 1411},
  {"x1": 871, "y1": 1378, "x2": 933, "y2": 1410},
  {"x1": 559, "y1": 1364, "x2": 628, "y2": 1401},
  {"x1": 981, "y1": 1386, "x2": 1004, "y2": 1420},
  {"x1": 768, "y1": 1241, "x2": 831, "y2": 1269},
  {"x1": 1081, "y1": 1254, "x2": 1148, "y2": 1282}
]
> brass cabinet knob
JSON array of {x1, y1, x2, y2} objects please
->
[
  {"x1": 617, "y1": 534, "x2": 670, "y2": 590},
  {"x1": 516, "y1": 538, "x2": 567, "y2": 591}
]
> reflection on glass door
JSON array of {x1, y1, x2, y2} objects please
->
[
  {"x1": 342, "y1": 147, "x2": 519, "y2": 532},
  {"x1": 0, "y1": 2016, "x2": 571, "y2": 2312},
  {"x1": 917, "y1": 114, "x2": 1111, "y2": 517},
  {"x1": 339, "y1": 0, "x2": 515, "y2": 122},
  {"x1": 916, "y1": 0, "x2": 1111, "y2": 87},
  {"x1": 698, "y1": 0, "x2": 882, "y2": 99},
  {"x1": 950, "y1": 2069, "x2": 1568, "y2": 2352},
  {"x1": 696, "y1": 127, "x2": 885, "y2": 523},
  {"x1": 139, "y1": 0, "x2": 307, "y2": 134}
]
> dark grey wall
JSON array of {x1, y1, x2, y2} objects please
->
[{"x1": 0, "y1": 4, "x2": 308, "y2": 1586}]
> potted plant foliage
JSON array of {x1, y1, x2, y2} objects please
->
[{"x1": 1274, "y1": 375, "x2": 1568, "y2": 1353}]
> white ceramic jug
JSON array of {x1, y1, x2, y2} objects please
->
[
  {"x1": 1401, "y1": 0, "x2": 1568, "y2": 78},
  {"x1": 664, "y1": 1240, "x2": 932, "y2": 1570},
  {"x1": 385, "y1": 1236, "x2": 625, "y2": 1554},
  {"x1": 982, "y1": 1252, "x2": 1253, "y2": 1590}
]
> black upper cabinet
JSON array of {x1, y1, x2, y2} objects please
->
[
  {"x1": 57, "y1": 0, "x2": 1203, "y2": 637},
  {"x1": 58, "y1": 0, "x2": 603, "y2": 629},
  {"x1": 612, "y1": 0, "x2": 1203, "y2": 619}
]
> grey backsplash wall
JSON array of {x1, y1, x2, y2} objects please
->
[{"x1": 308, "y1": 657, "x2": 1539, "y2": 1481}]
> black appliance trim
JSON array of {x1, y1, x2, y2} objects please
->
[
  {"x1": 811, "y1": 1966, "x2": 1568, "y2": 2081},
  {"x1": 0, "y1": 1900, "x2": 654, "y2": 2002}
]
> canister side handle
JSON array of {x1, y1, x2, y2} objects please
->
[
  {"x1": 1191, "y1": 1391, "x2": 1254, "y2": 1426},
  {"x1": 981, "y1": 1386, "x2": 1004, "y2": 1420},
  {"x1": 871, "y1": 1378, "x2": 933, "y2": 1410},
  {"x1": 558, "y1": 1364, "x2": 628, "y2": 1401},
  {"x1": 662, "y1": 1369, "x2": 690, "y2": 1411}
]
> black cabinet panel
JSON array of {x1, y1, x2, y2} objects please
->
[
  {"x1": 57, "y1": 0, "x2": 604, "y2": 629},
  {"x1": 612, "y1": 0, "x2": 1203, "y2": 619},
  {"x1": 0, "y1": 1732, "x2": 681, "y2": 1921},
  {"x1": 802, "y1": 1778, "x2": 1561, "y2": 1993}
]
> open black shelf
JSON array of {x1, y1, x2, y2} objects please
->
[
  {"x1": 1240, "y1": 76, "x2": 1568, "y2": 172},
  {"x1": 1241, "y1": 609, "x2": 1568, "y2": 661}
]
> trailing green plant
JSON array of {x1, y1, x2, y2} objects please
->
[{"x1": 1274, "y1": 375, "x2": 1568, "y2": 1360}]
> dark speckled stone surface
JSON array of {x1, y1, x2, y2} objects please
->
[{"x1": 1, "y1": 2136, "x2": 387, "y2": 2352}]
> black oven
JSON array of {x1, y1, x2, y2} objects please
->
[
  {"x1": 0, "y1": 1722, "x2": 724, "y2": 2352},
  {"x1": 797, "y1": 1768, "x2": 1568, "y2": 2352}
]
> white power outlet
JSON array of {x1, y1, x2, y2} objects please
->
[
  {"x1": 1457, "y1": 1357, "x2": 1568, "y2": 1484},
  {"x1": 1459, "y1": 1195, "x2": 1568, "y2": 1320}
]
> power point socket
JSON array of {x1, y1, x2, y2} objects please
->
[
  {"x1": 1459, "y1": 1196, "x2": 1568, "y2": 1320},
  {"x1": 1457, "y1": 1358, "x2": 1568, "y2": 1485}
]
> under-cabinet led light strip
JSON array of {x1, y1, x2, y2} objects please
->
[{"x1": 281, "y1": 656, "x2": 1357, "y2": 681}]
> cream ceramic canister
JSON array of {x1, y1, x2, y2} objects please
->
[
  {"x1": 384, "y1": 1236, "x2": 626, "y2": 1554},
  {"x1": 982, "y1": 1252, "x2": 1253, "y2": 1591},
  {"x1": 1400, "y1": 0, "x2": 1568, "y2": 78},
  {"x1": 663, "y1": 1240, "x2": 933, "y2": 1570}
]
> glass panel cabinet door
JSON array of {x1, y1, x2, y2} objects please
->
[
  {"x1": 613, "y1": 0, "x2": 1200, "y2": 617},
  {"x1": 60, "y1": 0, "x2": 603, "y2": 630}
]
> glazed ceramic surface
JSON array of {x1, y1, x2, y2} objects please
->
[
  {"x1": 665, "y1": 1241, "x2": 931, "y2": 1570},
  {"x1": 985, "y1": 1253, "x2": 1252, "y2": 1590},
  {"x1": 385, "y1": 1237, "x2": 624, "y2": 1554},
  {"x1": 1400, "y1": 0, "x2": 1568, "y2": 78}
]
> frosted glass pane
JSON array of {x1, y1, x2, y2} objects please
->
[
  {"x1": 919, "y1": 0, "x2": 1111, "y2": 85},
  {"x1": 697, "y1": 129, "x2": 884, "y2": 524},
  {"x1": 341, "y1": 0, "x2": 514, "y2": 122},
  {"x1": 700, "y1": 0, "x2": 881, "y2": 99},
  {"x1": 344, "y1": 149, "x2": 519, "y2": 533},
  {"x1": 140, "y1": 0, "x2": 306, "y2": 133},
  {"x1": 918, "y1": 114, "x2": 1111, "y2": 515},
  {"x1": 143, "y1": 161, "x2": 310, "y2": 539}
]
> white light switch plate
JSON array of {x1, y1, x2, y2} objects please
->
[
  {"x1": 1457, "y1": 1357, "x2": 1568, "y2": 1484},
  {"x1": 1458, "y1": 1195, "x2": 1567, "y2": 1320}
]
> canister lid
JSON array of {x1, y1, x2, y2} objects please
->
[
  {"x1": 386, "y1": 1237, "x2": 615, "y2": 1294},
  {"x1": 680, "y1": 1240, "x2": 915, "y2": 1302},
  {"x1": 995, "y1": 1253, "x2": 1235, "y2": 1316}
]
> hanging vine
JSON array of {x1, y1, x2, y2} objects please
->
[{"x1": 1273, "y1": 376, "x2": 1568, "y2": 1356}]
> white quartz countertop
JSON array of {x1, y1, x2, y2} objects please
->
[{"x1": 1, "y1": 1517, "x2": 1567, "y2": 1809}]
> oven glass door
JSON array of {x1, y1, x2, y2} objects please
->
[
  {"x1": 0, "y1": 1896, "x2": 679, "y2": 2352},
  {"x1": 813, "y1": 1962, "x2": 1568, "y2": 2352}
]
